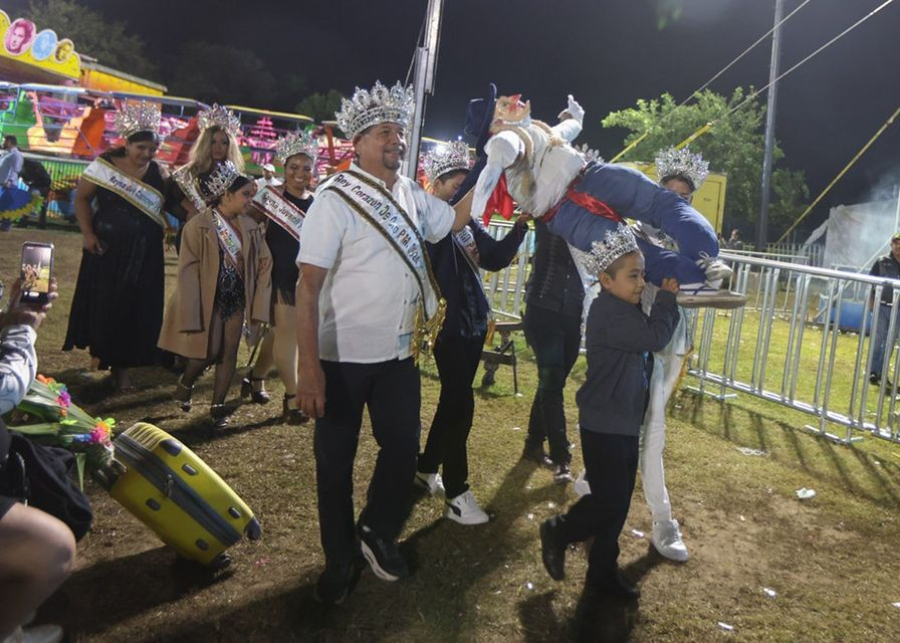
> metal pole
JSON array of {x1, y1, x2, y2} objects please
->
[
  {"x1": 404, "y1": 0, "x2": 444, "y2": 179},
  {"x1": 757, "y1": 0, "x2": 785, "y2": 251}
]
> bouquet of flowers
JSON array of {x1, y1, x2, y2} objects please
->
[{"x1": 6, "y1": 374, "x2": 115, "y2": 487}]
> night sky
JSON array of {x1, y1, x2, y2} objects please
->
[{"x1": 24, "y1": 0, "x2": 900, "y2": 233}]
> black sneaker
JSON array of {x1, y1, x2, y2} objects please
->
[
  {"x1": 870, "y1": 372, "x2": 894, "y2": 389},
  {"x1": 539, "y1": 517, "x2": 567, "y2": 581},
  {"x1": 522, "y1": 444, "x2": 553, "y2": 467},
  {"x1": 358, "y1": 523, "x2": 409, "y2": 581},
  {"x1": 313, "y1": 557, "x2": 364, "y2": 606},
  {"x1": 553, "y1": 463, "x2": 574, "y2": 485}
]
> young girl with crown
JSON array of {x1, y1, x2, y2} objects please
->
[{"x1": 158, "y1": 161, "x2": 272, "y2": 427}]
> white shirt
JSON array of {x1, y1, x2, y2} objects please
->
[
  {"x1": 0, "y1": 325, "x2": 37, "y2": 414},
  {"x1": 0, "y1": 148, "x2": 24, "y2": 187},
  {"x1": 485, "y1": 118, "x2": 584, "y2": 216},
  {"x1": 255, "y1": 176, "x2": 283, "y2": 190},
  {"x1": 298, "y1": 163, "x2": 454, "y2": 363}
]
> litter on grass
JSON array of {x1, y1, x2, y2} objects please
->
[
  {"x1": 717, "y1": 622, "x2": 734, "y2": 632},
  {"x1": 796, "y1": 488, "x2": 816, "y2": 500}
]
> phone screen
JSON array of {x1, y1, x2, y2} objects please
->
[{"x1": 20, "y1": 243, "x2": 53, "y2": 303}]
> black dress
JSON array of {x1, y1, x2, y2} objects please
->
[
  {"x1": 265, "y1": 191, "x2": 313, "y2": 308},
  {"x1": 63, "y1": 154, "x2": 166, "y2": 369}
]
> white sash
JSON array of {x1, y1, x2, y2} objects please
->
[
  {"x1": 172, "y1": 165, "x2": 206, "y2": 212},
  {"x1": 252, "y1": 186, "x2": 305, "y2": 241},
  {"x1": 452, "y1": 224, "x2": 481, "y2": 276},
  {"x1": 211, "y1": 210, "x2": 243, "y2": 277},
  {"x1": 82, "y1": 158, "x2": 166, "y2": 228}
]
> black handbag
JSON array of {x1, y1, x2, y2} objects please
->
[{"x1": 0, "y1": 427, "x2": 93, "y2": 541}]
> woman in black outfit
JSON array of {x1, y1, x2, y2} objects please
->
[
  {"x1": 415, "y1": 142, "x2": 529, "y2": 525},
  {"x1": 245, "y1": 132, "x2": 317, "y2": 423}
]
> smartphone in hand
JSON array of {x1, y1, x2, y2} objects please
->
[{"x1": 20, "y1": 242, "x2": 54, "y2": 305}]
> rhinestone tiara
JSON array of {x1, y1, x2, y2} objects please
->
[
  {"x1": 575, "y1": 143, "x2": 604, "y2": 165},
  {"x1": 335, "y1": 81, "x2": 415, "y2": 140},
  {"x1": 275, "y1": 131, "x2": 318, "y2": 165},
  {"x1": 198, "y1": 103, "x2": 242, "y2": 140},
  {"x1": 422, "y1": 141, "x2": 471, "y2": 184},
  {"x1": 655, "y1": 145, "x2": 709, "y2": 191},
  {"x1": 114, "y1": 102, "x2": 161, "y2": 139},
  {"x1": 576, "y1": 225, "x2": 640, "y2": 276},
  {"x1": 202, "y1": 161, "x2": 242, "y2": 202}
]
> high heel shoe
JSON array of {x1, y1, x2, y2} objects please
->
[
  {"x1": 283, "y1": 394, "x2": 310, "y2": 425},
  {"x1": 240, "y1": 375, "x2": 270, "y2": 405},
  {"x1": 175, "y1": 377, "x2": 193, "y2": 412},
  {"x1": 210, "y1": 403, "x2": 230, "y2": 428}
]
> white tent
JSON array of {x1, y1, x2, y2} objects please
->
[{"x1": 803, "y1": 198, "x2": 900, "y2": 270}]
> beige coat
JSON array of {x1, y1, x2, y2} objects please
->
[{"x1": 158, "y1": 209, "x2": 272, "y2": 359}]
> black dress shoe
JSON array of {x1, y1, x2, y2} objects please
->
[
  {"x1": 590, "y1": 570, "x2": 641, "y2": 601},
  {"x1": 313, "y1": 556, "x2": 365, "y2": 606},
  {"x1": 540, "y1": 517, "x2": 567, "y2": 581}
]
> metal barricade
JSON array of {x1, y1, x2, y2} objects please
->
[
  {"x1": 687, "y1": 252, "x2": 900, "y2": 445},
  {"x1": 482, "y1": 220, "x2": 535, "y2": 320}
]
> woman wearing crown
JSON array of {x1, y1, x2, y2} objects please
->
[
  {"x1": 63, "y1": 103, "x2": 169, "y2": 392},
  {"x1": 414, "y1": 141, "x2": 529, "y2": 524},
  {"x1": 242, "y1": 131, "x2": 317, "y2": 424},
  {"x1": 167, "y1": 104, "x2": 245, "y2": 249},
  {"x1": 158, "y1": 161, "x2": 272, "y2": 427}
]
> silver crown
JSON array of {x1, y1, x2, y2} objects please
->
[
  {"x1": 114, "y1": 102, "x2": 161, "y2": 139},
  {"x1": 202, "y1": 161, "x2": 242, "y2": 202},
  {"x1": 275, "y1": 131, "x2": 318, "y2": 165},
  {"x1": 577, "y1": 225, "x2": 640, "y2": 276},
  {"x1": 422, "y1": 140, "x2": 471, "y2": 184},
  {"x1": 575, "y1": 143, "x2": 604, "y2": 165},
  {"x1": 335, "y1": 81, "x2": 415, "y2": 139},
  {"x1": 198, "y1": 104, "x2": 242, "y2": 139},
  {"x1": 655, "y1": 145, "x2": 709, "y2": 191}
]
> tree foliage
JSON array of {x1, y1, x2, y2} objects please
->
[
  {"x1": 295, "y1": 91, "x2": 346, "y2": 124},
  {"x1": 602, "y1": 88, "x2": 809, "y2": 236},
  {"x1": 23, "y1": 0, "x2": 159, "y2": 81},
  {"x1": 166, "y1": 42, "x2": 277, "y2": 107}
]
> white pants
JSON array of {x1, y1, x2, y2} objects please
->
[{"x1": 639, "y1": 351, "x2": 685, "y2": 523}]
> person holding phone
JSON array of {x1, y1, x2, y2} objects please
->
[
  {"x1": 1, "y1": 277, "x2": 74, "y2": 643},
  {"x1": 63, "y1": 104, "x2": 168, "y2": 393}
]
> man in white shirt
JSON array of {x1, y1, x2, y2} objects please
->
[
  {"x1": 254, "y1": 163, "x2": 282, "y2": 190},
  {"x1": 296, "y1": 81, "x2": 472, "y2": 605},
  {"x1": 0, "y1": 136, "x2": 24, "y2": 189}
]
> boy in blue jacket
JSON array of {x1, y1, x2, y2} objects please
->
[{"x1": 539, "y1": 225, "x2": 679, "y2": 599}]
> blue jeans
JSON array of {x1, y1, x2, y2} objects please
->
[
  {"x1": 871, "y1": 304, "x2": 900, "y2": 375},
  {"x1": 546, "y1": 163, "x2": 716, "y2": 285}
]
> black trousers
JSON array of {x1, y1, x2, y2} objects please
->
[
  {"x1": 523, "y1": 305, "x2": 583, "y2": 464},
  {"x1": 417, "y1": 333, "x2": 486, "y2": 499},
  {"x1": 556, "y1": 430, "x2": 640, "y2": 581},
  {"x1": 314, "y1": 358, "x2": 421, "y2": 567}
]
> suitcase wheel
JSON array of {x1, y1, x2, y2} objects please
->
[
  {"x1": 209, "y1": 552, "x2": 232, "y2": 571},
  {"x1": 245, "y1": 518, "x2": 262, "y2": 541}
]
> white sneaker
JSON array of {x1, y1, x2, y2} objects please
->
[
  {"x1": 414, "y1": 471, "x2": 445, "y2": 496},
  {"x1": 697, "y1": 252, "x2": 734, "y2": 282},
  {"x1": 3, "y1": 625, "x2": 64, "y2": 643},
  {"x1": 677, "y1": 284, "x2": 748, "y2": 309},
  {"x1": 651, "y1": 519, "x2": 689, "y2": 562},
  {"x1": 444, "y1": 490, "x2": 489, "y2": 525},
  {"x1": 573, "y1": 469, "x2": 592, "y2": 497}
]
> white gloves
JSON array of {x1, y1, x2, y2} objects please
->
[{"x1": 558, "y1": 94, "x2": 585, "y2": 125}]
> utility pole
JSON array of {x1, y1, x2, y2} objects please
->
[
  {"x1": 757, "y1": 0, "x2": 785, "y2": 250},
  {"x1": 405, "y1": 0, "x2": 444, "y2": 179}
]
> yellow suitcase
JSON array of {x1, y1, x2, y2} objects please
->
[{"x1": 100, "y1": 422, "x2": 261, "y2": 569}]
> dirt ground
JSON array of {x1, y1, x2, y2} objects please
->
[{"x1": 3, "y1": 227, "x2": 899, "y2": 642}]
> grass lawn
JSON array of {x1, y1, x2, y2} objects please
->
[{"x1": 2, "y1": 227, "x2": 899, "y2": 642}]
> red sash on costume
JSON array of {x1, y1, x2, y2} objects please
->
[{"x1": 542, "y1": 174, "x2": 624, "y2": 224}]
